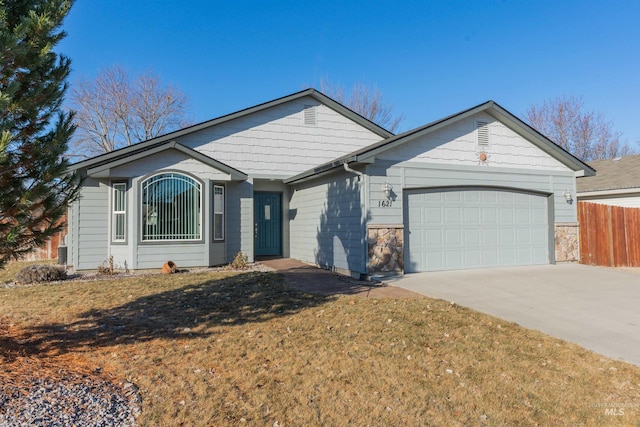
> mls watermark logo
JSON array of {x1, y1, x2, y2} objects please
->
[
  {"x1": 604, "y1": 407, "x2": 624, "y2": 416},
  {"x1": 593, "y1": 402, "x2": 638, "y2": 417}
]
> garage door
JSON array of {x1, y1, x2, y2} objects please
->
[{"x1": 405, "y1": 188, "x2": 549, "y2": 272}]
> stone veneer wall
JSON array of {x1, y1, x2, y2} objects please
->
[
  {"x1": 368, "y1": 223, "x2": 578, "y2": 273},
  {"x1": 555, "y1": 223, "x2": 579, "y2": 262},
  {"x1": 368, "y1": 225, "x2": 404, "y2": 274}
]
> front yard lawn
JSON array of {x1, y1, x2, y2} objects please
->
[{"x1": 1, "y1": 266, "x2": 639, "y2": 425}]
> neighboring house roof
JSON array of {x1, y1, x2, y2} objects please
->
[
  {"x1": 577, "y1": 154, "x2": 640, "y2": 194},
  {"x1": 285, "y1": 100, "x2": 596, "y2": 184},
  {"x1": 83, "y1": 140, "x2": 248, "y2": 181},
  {"x1": 69, "y1": 88, "x2": 394, "y2": 172}
]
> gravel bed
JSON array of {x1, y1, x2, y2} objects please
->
[{"x1": 0, "y1": 375, "x2": 140, "y2": 426}]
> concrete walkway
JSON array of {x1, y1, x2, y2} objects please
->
[
  {"x1": 258, "y1": 258, "x2": 421, "y2": 298},
  {"x1": 385, "y1": 263, "x2": 640, "y2": 366}
]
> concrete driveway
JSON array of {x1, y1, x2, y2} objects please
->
[{"x1": 385, "y1": 263, "x2": 640, "y2": 366}]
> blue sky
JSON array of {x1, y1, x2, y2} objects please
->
[{"x1": 59, "y1": 0, "x2": 640, "y2": 146}]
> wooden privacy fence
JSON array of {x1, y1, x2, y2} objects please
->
[
  {"x1": 20, "y1": 214, "x2": 67, "y2": 262},
  {"x1": 578, "y1": 201, "x2": 640, "y2": 267}
]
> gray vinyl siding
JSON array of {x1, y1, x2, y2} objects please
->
[
  {"x1": 210, "y1": 242, "x2": 226, "y2": 266},
  {"x1": 368, "y1": 165, "x2": 403, "y2": 225},
  {"x1": 377, "y1": 113, "x2": 569, "y2": 172},
  {"x1": 109, "y1": 245, "x2": 130, "y2": 270},
  {"x1": 290, "y1": 171, "x2": 365, "y2": 275},
  {"x1": 110, "y1": 149, "x2": 230, "y2": 182},
  {"x1": 126, "y1": 176, "x2": 209, "y2": 269},
  {"x1": 130, "y1": 169, "x2": 208, "y2": 270},
  {"x1": 136, "y1": 244, "x2": 208, "y2": 269},
  {"x1": 132, "y1": 173, "x2": 230, "y2": 270},
  {"x1": 68, "y1": 95, "x2": 386, "y2": 270},
  {"x1": 66, "y1": 203, "x2": 74, "y2": 264},
  {"x1": 226, "y1": 181, "x2": 254, "y2": 263},
  {"x1": 74, "y1": 178, "x2": 109, "y2": 269},
  {"x1": 178, "y1": 96, "x2": 383, "y2": 177},
  {"x1": 79, "y1": 154, "x2": 239, "y2": 270},
  {"x1": 366, "y1": 161, "x2": 577, "y2": 225}
]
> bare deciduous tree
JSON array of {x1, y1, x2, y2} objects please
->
[
  {"x1": 69, "y1": 65, "x2": 191, "y2": 158},
  {"x1": 320, "y1": 80, "x2": 403, "y2": 133},
  {"x1": 526, "y1": 95, "x2": 630, "y2": 161}
]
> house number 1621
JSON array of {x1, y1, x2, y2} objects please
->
[{"x1": 378, "y1": 200, "x2": 393, "y2": 207}]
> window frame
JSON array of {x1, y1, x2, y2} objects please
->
[
  {"x1": 140, "y1": 172, "x2": 203, "y2": 242},
  {"x1": 213, "y1": 184, "x2": 225, "y2": 241},
  {"x1": 112, "y1": 182, "x2": 127, "y2": 243}
]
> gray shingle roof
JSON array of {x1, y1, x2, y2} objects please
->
[{"x1": 577, "y1": 154, "x2": 640, "y2": 193}]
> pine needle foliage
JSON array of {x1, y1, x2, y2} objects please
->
[{"x1": 0, "y1": 0, "x2": 79, "y2": 268}]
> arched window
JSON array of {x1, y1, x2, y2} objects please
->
[{"x1": 141, "y1": 173, "x2": 201, "y2": 241}]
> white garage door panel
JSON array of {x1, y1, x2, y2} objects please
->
[{"x1": 406, "y1": 189, "x2": 549, "y2": 272}]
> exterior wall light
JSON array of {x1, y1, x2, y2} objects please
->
[
  {"x1": 382, "y1": 182, "x2": 393, "y2": 200},
  {"x1": 564, "y1": 189, "x2": 573, "y2": 204}
]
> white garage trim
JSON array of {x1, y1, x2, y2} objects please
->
[{"x1": 404, "y1": 186, "x2": 553, "y2": 272}]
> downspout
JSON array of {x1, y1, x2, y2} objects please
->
[
  {"x1": 343, "y1": 162, "x2": 368, "y2": 279},
  {"x1": 343, "y1": 162, "x2": 364, "y2": 179}
]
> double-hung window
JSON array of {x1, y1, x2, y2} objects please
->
[
  {"x1": 213, "y1": 185, "x2": 224, "y2": 240},
  {"x1": 112, "y1": 183, "x2": 127, "y2": 242},
  {"x1": 141, "y1": 173, "x2": 201, "y2": 241}
]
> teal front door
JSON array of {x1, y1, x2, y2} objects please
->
[{"x1": 254, "y1": 192, "x2": 282, "y2": 256}]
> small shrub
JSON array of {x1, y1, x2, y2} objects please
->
[
  {"x1": 97, "y1": 256, "x2": 115, "y2": 275},
  {"x1": 15, "y1": 264, "x2": 67, "y2": 284},
  {"x1": 229, "y1": 251, "x2": 249, "y2": 270}
]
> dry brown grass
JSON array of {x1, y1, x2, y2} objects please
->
[{"x1": 1, "y1": 262, "x2": 639, "y2": 426}]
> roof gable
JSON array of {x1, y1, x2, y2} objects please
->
[
  {"x1": 175, "y1": 94, "x2": 386, "y2": 177},
  {"x1": 70, "y1": 89, "x2": 393, "y2": 172},
  {"x1": 286, "y1": 101, "x2": 595, "y2": 183},
  {"x1": 85, "y1": 141, "x2": 248, "y2": 181}
]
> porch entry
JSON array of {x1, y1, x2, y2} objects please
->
[{"x1": 254, "y1": 192, "x2": 282, "y2": 256}]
